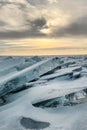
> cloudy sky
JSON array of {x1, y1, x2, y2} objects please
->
[{"x1": 0, "y1": 0, "x2": 87, "y2": 55}]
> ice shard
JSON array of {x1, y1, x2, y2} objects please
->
[{"x1": 0, "y1": 57, "x2": 60, "y2": 97}]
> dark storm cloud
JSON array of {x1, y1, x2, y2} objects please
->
[
  {"x1": 0, "y1": 30, "x2": 45, "y2": 39},
  {"x1": 0, "y1": 1, "x2": 22, "y2": 6},
  {"x1": 1, "y1": 14, "x2": 87, "y2": 39},
  {"x1": 26, "y1": 0, "x2": 48, "y2": 6},
  {"x1": 0, "y1": 21, "x2": 6, "y2": 26},
  {"x1": 0, "y1": 17, "x2": 47, "y2": 39},
  {"x1": 0, "y1": 1, "x2": 25, "y2": 8},
  {"x1": 32, "y1": 18, "x2": 47, "y2": 28},
  {"x1": 53, "y1": 16, "x2": 87, "y2": 37},
  {"x1": 0, "y1": 0, "x2": 87, "y2": 40}
]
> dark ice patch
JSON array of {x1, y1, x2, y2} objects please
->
[{"x1": 20, "y1": 117, "x2": 50, "y2": 129}]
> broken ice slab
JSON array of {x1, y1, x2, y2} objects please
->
[
  {"x1": 0, "y1": 67, "x2": 17, "y2": 77},
  {"x1": 0, "y1": 57, "x2": 25, "y2": 71},
  {"x1": 0, "y1": 57, "x2": 61, "y2": 97},
  {"x1": 40, "y1": 71, "x2": 73, "y2": 80},
  {"x1": 73, "y1": 66, "x2": 82, "y2": 72},
  {"x1": 0, "y1": 56, "x2": 40, "y2": 75},
  {"x1": 73, "y1": 72, "x2": 81, "y2": 79},
  {"x1": 15, "y1": 57, "x2": 45, "y2": 71},
  {"x1": 62, "y1": 61, "x2": 76, "y2": 67},
  {"x1": 33, "y1": 90, "x2": 87, "y2": 108},
  {"x1": 31, "y1": 56, "x2": 43, "y2": 62},
  {"x1": 40, "y1": 67, "x2": 81, "y2": 80},
  {"x1": 25, "y1": 80, "x2": 47, "y2": 87},
  {"x1": 40, "y1": 66, "x2": 82, "y2": 80},
  {"x1": 15, "y1": 61, "x2": 35, "y2": 71}
]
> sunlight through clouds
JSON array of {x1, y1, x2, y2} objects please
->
[{"x1": 0, "y1": 0, "x2": 87, "y2": 55}]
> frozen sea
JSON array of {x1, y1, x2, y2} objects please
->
[{"x1": 0, "y1": 55, "x2": 87, "y2": 130}]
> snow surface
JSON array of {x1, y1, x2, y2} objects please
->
[{"x1": 0, "y1": 56, "x2": 87, "y2": 130}]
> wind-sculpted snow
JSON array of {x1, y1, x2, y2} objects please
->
[{"x1": 0, "y1": 56, "x2": 87, "y2": 130}]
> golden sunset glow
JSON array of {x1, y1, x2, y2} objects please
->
[{"x1": 0, "y1": 38, "x2": 87, "y2": 56}]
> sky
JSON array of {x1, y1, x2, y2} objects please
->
[{"x1": 0, "y1": 0, "x2": 87, "y2": 55}]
